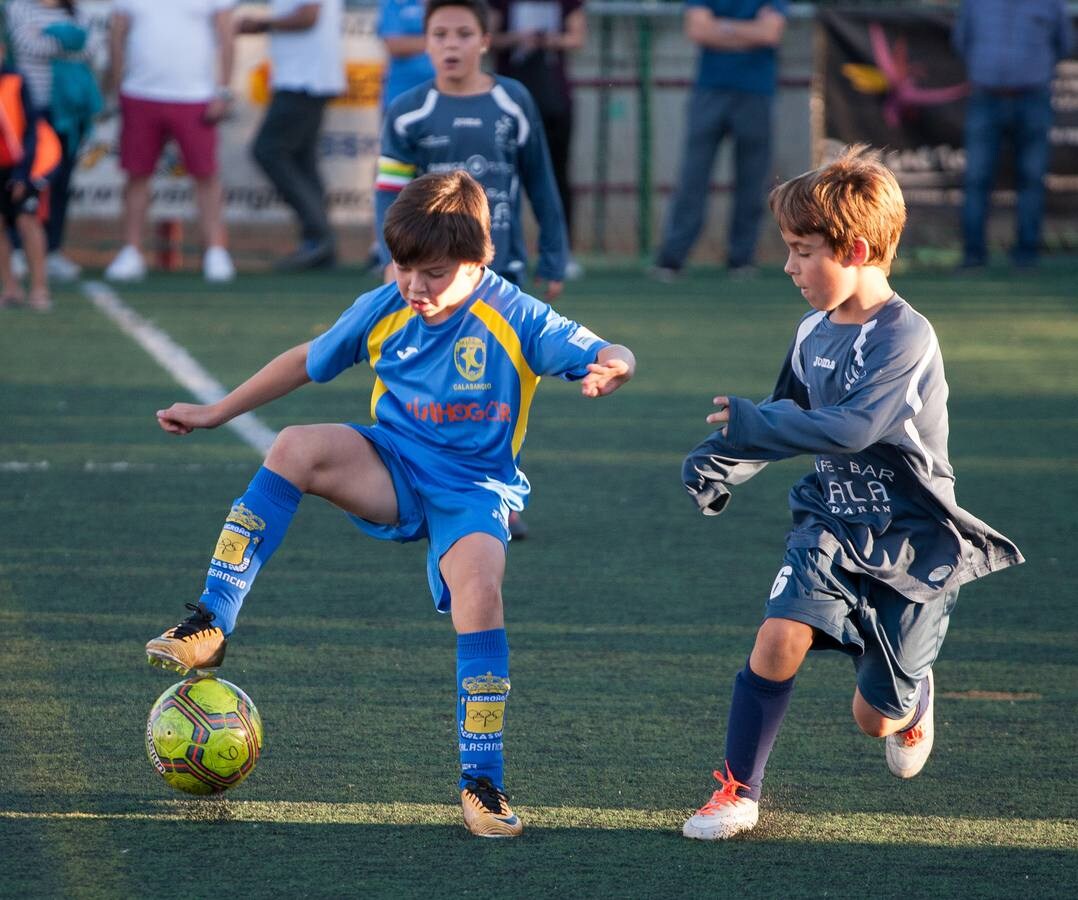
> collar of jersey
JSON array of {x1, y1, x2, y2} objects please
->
[{"x1": 410, "y1": 267, "x2": 497, "y2": 330}]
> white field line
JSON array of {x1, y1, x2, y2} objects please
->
[
  {"x1": 0, "y1": 804, "x2": 1074, "y2": 848},
  {"x1": 81, "y1": 280, "x2": 276, "y2": 456}
]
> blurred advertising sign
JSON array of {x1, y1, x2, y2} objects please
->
[
  {"x1": 817, "y1": 8, "x2": 1078, "y2": 228},
  {"x1": 69, "y1": 2, "x2": 385, "y2": 224}
]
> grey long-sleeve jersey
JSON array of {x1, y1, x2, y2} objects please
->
[{"x1": 683, "y1": 295, "x2": 1024, "y2": 601}]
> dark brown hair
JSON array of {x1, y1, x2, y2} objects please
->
[
  {"x1": 769, "y1": 144, "x2": 907, "y2": 274},
  {"x1": 424, "y1": 0, "x2": 490, "y2": 33},
  {"x1": 384, "y1": 171, "x2": 494, "y2": 267}
]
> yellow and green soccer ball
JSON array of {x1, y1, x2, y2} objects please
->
[{"x1": 146, "y1": 676, "x2": 263, "y2": 795}]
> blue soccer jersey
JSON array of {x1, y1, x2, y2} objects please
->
[
  {"x1": 307, "y1": 268, "x2": 607, "y2": 502},
  {"x1": 683, "y1": 295, "x2": 1023, "y2": 601},
  {"x1": 375, "y1": 76, "x2": 569, "y2": 281}
]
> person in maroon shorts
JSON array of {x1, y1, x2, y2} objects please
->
[{"x1": 104, "y1": 0, "x2": 236, "y2": 283}]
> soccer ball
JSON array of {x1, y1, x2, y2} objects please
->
[{"x1": 146, "y1": 676, "x2": 263, "y2": 795}]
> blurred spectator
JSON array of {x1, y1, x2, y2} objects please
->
[
  {"x1": 376, "y1": 0, "x2": 568, "y2": 300},
  {"x1": 0, "y1": 38, "x2": 59, "y2": 311},
  {"x1": 4, "y1": 0, "x2": 100, "y2": 283},
  {"x1": 369, "y1": 0, "x2": 433, "y2": 269},
  {"x1": 236, "y1": 1, "x2": 344, "y2": 272},
  {"x1": 952, "y1": 0, "x2": 1074, "y2": 268},
  {"x1": 379, "y1": 0, "x2": 434, "y2": 107},
  {"x1": 104, "y1": 0, "x2": 236, "y2": 283},
  {"x1": 652, "y1": 1, "x2": 786, "y2": 280},
  {"x1": 489, "y1": 0, "x2": 586, "y2": 278}
]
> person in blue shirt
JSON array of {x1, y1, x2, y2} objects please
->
[
  {"x1": 145, "y1": 169, "x2": 635, "y2": 839},
  {"x1": 378, "y1": 0, "x2": 435, "y2": 108},
  {"x1": 678, "y1": 146, "x2": 1022, "y2": 840},
  {"x1": 376, "y1": 0, "x2": 568, "y2": 301},
  {"x1": 652, "y1": 0, "x2": 787, "y2": 280},
  {"x1": 952, "y1": 0, "x2": 1074, "y2": 268},
  {"x1": 366, "y1": 0, "x2": 435, "y2": 270}
]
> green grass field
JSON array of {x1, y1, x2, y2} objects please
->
[{"x1": 1, "y1": 263, "x2": 1076, "y2": 898}]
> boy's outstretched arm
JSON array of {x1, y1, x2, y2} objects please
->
[
  {"x1": 156, "y1": 342, "x2": 312, "y2": 435},
  {"x1": 581, "y1": 344, "x2": 635, "y2": 398}
]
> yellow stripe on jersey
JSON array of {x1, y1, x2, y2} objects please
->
[
  {"x1": 366, "y1": 306, "x2": 415, "y2": 420},
  {"x1": 469, "y1": 300, "x2": 540, "y2": 456}
]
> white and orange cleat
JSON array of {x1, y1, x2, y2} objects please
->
[
  {"x1": 682, "y1": 763, "x2": 759, "y2": 840},
  {"x1": 886, "y1": 669, "x2": 935, "y2": 778}
]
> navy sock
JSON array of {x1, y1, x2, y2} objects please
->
[
  {"x1": 457, "y1": 628, "x2": 510, "y2": 790},
  {"x1": 723, "y1": 661, "x2": 796, "y2": 802},
  {"x1": 199, "y1": 467, "x2": 302, "y2": 635},
  {"x1": 900, "y1": 675, "x2": 932, "y2": 732}
]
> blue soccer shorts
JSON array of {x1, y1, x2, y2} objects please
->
[
  {"x1": 344, "y1": 423, "x2": 511, "y2": 612},
  {"x1": 764, "y1": 546, "x2": 958, "y2": 719}
]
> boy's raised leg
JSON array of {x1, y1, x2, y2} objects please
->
[
  {"x1": 146, "y1": 466, "x2": 302, "y2": 674},
  {"x1": 147, "y1": 425, "x2": 398, "y2": 674}
]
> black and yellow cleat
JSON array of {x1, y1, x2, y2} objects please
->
[
  {"x1": 507, "y1": 510, "x2": 528, "y2": 541},
  {"x1": 146, "y1": 603, "x2": 227, "y2": 675},
  {"x1": 460, "y1": 774, "x2": 523, "y2": 838}
]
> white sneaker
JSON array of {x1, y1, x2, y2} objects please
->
[
  {"x1": 47, "y1": 251, "x2": 82, "y2": 282},
  {"x1": 682, "y1": 764, "x2": 759, "y2": 840},
  {"x1": 11, "y1": 249, "x2": 27, "y2": 278},
  {"x1": 105, "y1": 245, "x2": 146, "y2": 282},
  {"x1": 203, "y1": 246, "x2": 235, "y2": 282},
  {"x1": 647, "y1": 265, "x2": 681, "y2": 284},
  {"x1": 886, "y1": 669, "x2": 934, "y2": 779}
]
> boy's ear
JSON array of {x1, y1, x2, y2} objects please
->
[{"x1": 845, "y1": 237, "x2": 871, "y2": 267}]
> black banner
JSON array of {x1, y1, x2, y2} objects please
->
[{"x1": 818, "y1": 8, "x2": 1078, "y2": 237}]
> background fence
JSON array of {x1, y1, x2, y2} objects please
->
[{"x1": 34, "y1": 1, "x2": 1078, "y2": 268}]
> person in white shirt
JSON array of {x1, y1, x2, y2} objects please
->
[
  {"x1": 104, "y1": 0, "x2": 236, "y2": 283},
  {"x1": 236, "y1": 0, "x2": 345, "y2": 271}
]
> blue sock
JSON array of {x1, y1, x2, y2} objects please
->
[
  {"x1": 723, "y1": 661, "x2": 796, "y2": 801},
  {"x1": 900, "y1": 675, "x2": 932, "y2": 732},
  {"x1": 199, "y1": 467, "x2": 302, "y2": 635},
  {"x1": 457, "y1": 628, "x2": 510, "y2": 790}
]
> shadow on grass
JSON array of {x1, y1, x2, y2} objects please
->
[{"x1": 1, "y1": 819, "x2": 1072, "y2": 899}]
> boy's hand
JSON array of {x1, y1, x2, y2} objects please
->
[
  {"x1": 581, "y1": 357, "x2": 631, "y2": 398},
  {"x1": 6, "y1": 179, "x2": 27, "y2": 202},
  {"x1": 156, "y1": 402, "x2": 224, "y2": 435},
  {"x1": 706, "y1": 395, "x2": 730, "y2": 435}
]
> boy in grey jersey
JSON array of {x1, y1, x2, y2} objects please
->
[{"x1": 679, "y1": 146, "x2": 1023, "y2": 841}]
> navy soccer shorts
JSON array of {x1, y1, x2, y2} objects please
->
[{"x1": 765, "y1": 546, "x2": 958, "y2": 719}]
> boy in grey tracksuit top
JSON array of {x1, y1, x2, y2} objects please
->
[{"x1": 678, "y1": 147, "x2": 1023, "y2": 842}]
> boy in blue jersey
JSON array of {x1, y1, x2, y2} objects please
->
[
  {"x1": 375, "y1": 0, "x2": 568, "y2": 302},
  {"x1": 679, "y1": 146, "x2": 1023, "y2": 840},
  {"x1": 146, "y1": 170, "x2": 635, "y2": 838},
  {"x1": 378, "y1": 0, "x2": 435, "y2": 108}
]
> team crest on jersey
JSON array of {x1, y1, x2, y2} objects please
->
[{"x1": 454, "y1": 336, "x2": 487, "y2": 382}]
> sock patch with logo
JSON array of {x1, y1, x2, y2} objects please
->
[
  {"x1": 199, "y1": 466, "x2": 302, "y2": 635},
  {"x1": 457, "y1": 628, "x2": 510, "y2": 791}
]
